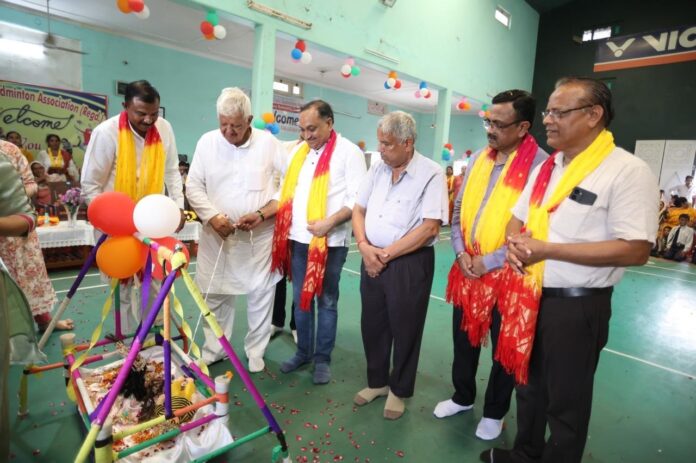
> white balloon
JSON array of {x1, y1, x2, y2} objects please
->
[
  {"x1": 340, "y1": 64, "x2": 352, "y2": 75},
  {"x1": 300, "y1": 51, "x2": 312, "y2": 64},
  {"x1": 135, "y1": 5, "x2": 150, "y2": 19},
  {"x1": 133, "y1": 194, "x2": 181, "y2": 239},
  {"x1": 213, "y1": 25, "x2": 227, "y2": 40},
  {"x1": 386, "y1": 77, "x2": 396, "y2": 88},
  {"x1": 420, "y1": 88, "x2": 430, "y2": 97}
]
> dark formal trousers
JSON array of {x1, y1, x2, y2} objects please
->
[
  {"x1": 272, "y1": 276, "x2": 295, "y2": 330},
  {"x1": 512, "y1": 290, "x2": 612, "y2": 463},
  {"x1": 360, "y1": 246, "x2": 434, "y2": 398},
  {"x1": 451, "y1": 305, "x2": 514, "y2": 419}
]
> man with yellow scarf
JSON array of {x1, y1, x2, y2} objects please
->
[
  {"x1": 273, "y1": 100, "x2": 366, "y2": 385},
  {"x1": 81, "y1": 80, "x2": 184, "y2": 333},
  {"x1": 480, "y1": 78, "x2": 658, "y2": 463},
  {"x1": 435, "y1": 90, "x2": 547, "y2": 440}
]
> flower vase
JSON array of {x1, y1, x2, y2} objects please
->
[{"x1": 65, "y1": 206, "x2": 79, "y2": 228}]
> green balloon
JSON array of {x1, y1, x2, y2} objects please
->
[
  {"x1": 253, "y1": 118, "x2": 266, "y2": 129},
  {"x1": 482, "y1": 104, "x2": 489, "y2": 111},
  {"x1": 351, "y1": 66, "x2": 360, "y2": 76},
  {"x1": 206, "y1": 10, "x2": 219, "y2": 26}
]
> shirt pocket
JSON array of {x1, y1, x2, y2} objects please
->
[
  {"x1": 383, "y1": 196, "x2": 414, "y2": 230},
  {"x1": 551, "y1": 200, "x2": 592, "y2": 240},
  {"x1": 245, "y1": 168, "x2": 268, "y2": 191}
]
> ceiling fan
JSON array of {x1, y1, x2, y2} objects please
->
[{"x1": 42, "y1": 0, "x2": 88, "y2": 55}]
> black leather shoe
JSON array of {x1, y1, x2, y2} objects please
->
[{"x1": 479, "y1": 448, "x2": 513, "y2": 463}]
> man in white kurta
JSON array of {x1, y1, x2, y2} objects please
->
[
  {"x1": 81, "y1": 80, "x2": 183, "y2": 335},
  {"x1": 186, "y1": 87, "x2": 284, "y2": 372}
]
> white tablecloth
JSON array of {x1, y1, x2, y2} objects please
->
[
  {"x1": 36, "y1": 220, "x2": 97, "y2": 248},
  {"x1": 36, "y1": 221, "x2": 202, "y2": 249}
]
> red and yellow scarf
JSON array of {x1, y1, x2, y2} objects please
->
[
  {"x1": 271, "y1": 130, "x2": 338, "y2": 311},
  {"x1": 496, "y1": 129, "x2": 615, "y2": 384},
  {"x1": 114, "y1": 111, "x2": 166, "y2": 201},
  {"x1": 445, "y1": 134, "x2": 539, "y2": 346}
]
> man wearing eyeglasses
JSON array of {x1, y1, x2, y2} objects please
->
[
  {"x1": 186, "y1": 87, "x2": 285, "y2": 372},
  {"x1": 435, "y1": 90, "x2": 547, "y2": 440},
  {"x1": 480, "y1": 78, "x2": 658, "y2": 463}
]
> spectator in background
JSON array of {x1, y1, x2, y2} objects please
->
[
  {"x1": 37, "y1": 133, "x2": 80, "y2": 183},
  {"x1": 669, "y1": 175, "x2": 696, "y2": 206},
  {"x1": 6, "y1": 131, "x2": 34, "y2": 163},
  {"x1": 452, "y1": 164, "x2": 466, "y2": 198},
  {"x1": 661, "y1": 197, "x2": 696, "y2": 233},
  {"x1": 30, "y1": 162, "x2": 53, "y2": 208},
  {"x1": 663, "y1": 214, "x2": 693, "y2": 261}
]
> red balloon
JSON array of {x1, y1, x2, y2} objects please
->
[
  {"x1": 147, "y1": 237, "x2": 190, "y2": 280},
  {"x1": 445, "y1": 143, "x2": 453, "y2": 150},
  {"x1": 128, "y1": 0, "x2": 144, "y2": 13},
  {"x1": 88, "y1": 192, "x2": 137, "y2": 236},
  {"x1": 295, "y1": 40, "x2": 306, "y2": 52},
  {"x1": 200, "y1": 21, "x2": 214, "y2": 35},
  {"x1": 394, "y1": 80, "x2": 402, "y2": 89}
]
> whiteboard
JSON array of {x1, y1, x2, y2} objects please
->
[
  {"x1": 660, "y1": 140, "x2": 696, "y2": 190},
  {"x1": 634, "y1": 140, "x2": 665, "y2": 181}
]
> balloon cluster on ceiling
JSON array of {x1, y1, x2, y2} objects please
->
[
  {"x1": 414, "y1": 81, "x2": 431, "y2": 99},
  {"x1": 478, "y1": 104, "x2": 491, "y2": 118},
  {"x1": 384, "y1": 71, "x2": 402, "y2": 90},
  {"x1": 442, "y1": 143, "x2": 454, "y2": 161},
  {"x1": 291, "y1": 39, "x2": 312, "y2": 64},
  {"x1": 116, "y1": 0, "x2": 150, "y2": 19},
  {"x1": 457, "y1": 97, "x2": 471, "y2": 111},
  {"x1": 200, "y1": 10, "x2": 227, "y2": 40},
  {"x1": 340, "y1": 57, "x2": 360, "y2": 78}
]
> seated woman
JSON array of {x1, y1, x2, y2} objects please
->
[
  {"x1": 0, "y1": 140, "x2": 74, "y2": 332},
  {"x1": 6, "y1": 130, "x2": 34, "y2": 163},
  {"x1": 30, "y1": 161, "x2": 53, "y2": 209},
  {"x1": 660, "y1": 197, "x2": 696, "y2": 232},
  {"x1": 37, "y1": 133, "x2": 80, "y2": 184}
]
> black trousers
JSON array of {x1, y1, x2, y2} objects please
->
[
  {"x1": 360, "y1": 246, "x2": 434, "y2": 398},
  {"x1": 512, "y1": 291, "x2": 612, "y2": 463},
  {"x1": 451, "y1": 305, "x2": 514, "y2": 419},
  {"x1": 271, "y1": 276, "x2": 295, "y2": 330}
]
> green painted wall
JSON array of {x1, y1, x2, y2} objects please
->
[{"x1": 530, "y1": 0, "x2": 696, "y2": 153}]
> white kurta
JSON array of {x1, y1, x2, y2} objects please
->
[{"x1": 186, "y1": 128, "x2": 284, "y2": 295}]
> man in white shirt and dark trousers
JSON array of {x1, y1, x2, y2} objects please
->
[
  {"x1": 186, "y1": 87, "x2": 284, "y2": 372},
  {"x1": 274, "y1": 100, "x2": 367, "y2": 384},
  {"x1": 663, "y1": 214, "x2": 693, "y2": 261},
  {"x1": 481, "y1": 77, "x2": 658, "y2": 463},
  {"x1": 352, "y1": 111, "x2": 448, "y2": 420},
  {"x1": 669, "y1": 175, "x2": 696, "y2": 206}
]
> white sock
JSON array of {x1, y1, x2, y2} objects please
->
[
  {"x1": 433, "y1": 399, "x2": 473, "y2": 418},
  {"x1": 476, "y1": 417, "x2": 504, "y2": 440}
]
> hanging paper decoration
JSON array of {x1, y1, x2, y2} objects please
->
[
  {"x1": 383, "y1": 71, "x2": 402, "y2": 91},
  {"x1": 253, "y1": 112, "x2": 280, "y2": 135},
  {"x1": 340, "y1": 57, "x2": 360, "y2": 78},
  {"x1": 415, "y1": 81, "x2": 431, "y2": 99},
  {"x1": 457, "y1": 97, "x2": 471, "y2": 111},
  {"x1": 291, "y1": 39, "x2": 312, "y2": 64},
  {"x1": 200, "y1": 10, "x2": 226, "y2": 40},
  {"x1": 116, "y1": 0, "x2": 150, "y2": 19},
  {"x1": 442, "y1": 143, "x2": 454, "y2": 161}
]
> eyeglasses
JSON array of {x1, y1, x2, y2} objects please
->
[
  {"x1": 482, "y1": 118, "x2": 521, "y2": 130},
  {"x1": 541, "y1": 105, "x2": 593, "y2": 120}
]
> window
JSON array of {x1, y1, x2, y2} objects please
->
[
  {"x1": 495, "y1": 6, "x2": 511, "y2": 29},
  {"x1": 582, "y1": 26, "x2": 613, "y2": 42},
  {"x1": 273, "y1": 78, "x2": 303, "y2": 98}
]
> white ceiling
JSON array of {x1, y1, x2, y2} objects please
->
[{"x1": 1, "y1": 0, "x2": 484, "y2": 114}]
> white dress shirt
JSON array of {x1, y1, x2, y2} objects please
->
[
  {"x1": 283, "y1": 134, "x2": 367, "y2": 247},
  {"x1": 669, "y1": 183, "x2": 696, "y2": 205},
  {"x1": 186, "y1": 128, "x2": 284, "y2": 294},
  {"x1": 80, "y1": 114, "x2": 184, "y2": 207},
  {"x1": 666, "y1": 225, "x2": 694, "y2": 251},
  {"x1": 512, "y1": 146, "x2": 659, "y2": 288},
  {"x1": 356, "y1": 151, "x2": 448, "y2": 249}
]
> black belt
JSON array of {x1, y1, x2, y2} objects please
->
[{"x1": 542, "y1": 287, "x2": 613, "y2": 298}]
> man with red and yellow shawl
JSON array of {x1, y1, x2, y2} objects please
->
[
  {"x1": 273, "y1": 100, "x2": 366, "y2": 385},
  {"x1": 480, "y1": 78, "x2": 658, "y2": 463},
  {"x1": 436, "y1": 90, "x2": 547, "y2": 440},
  {"x1": 81, "y1": 80, "x2": 184, "y2": 333}
]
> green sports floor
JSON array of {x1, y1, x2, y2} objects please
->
[{"x1": 7, "y1": 230, "x2": 696, "y2": 462}]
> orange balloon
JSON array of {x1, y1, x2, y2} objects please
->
[
  {"x1": 97, "y1": 236, "x2": 147, "y2": 279},
  {"x1": 262, "y1": 112, "x2": 275, "y2": 124},
  {"x1": 116, "y1": 0, "x2": 132, "y2": 14}
]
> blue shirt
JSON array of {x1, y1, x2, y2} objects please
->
[{"x1": 357, "y1": 152, "x2": 448, "y2": 249}]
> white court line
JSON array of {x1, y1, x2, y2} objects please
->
[
  {"x1": 625, "y1": 269, "x2": 696, "y2": 283},
  {"x1": 54, "y1": 271, "x2": 197, "y2": 294},
  {"x1": 341, "y1": 265, "x2": 693, "y2": 379},
  {"x1": 645, "y1": 261, "x2": 696, "y2": 276},
  {"x1": 49, "y1": 261, "x2": 198, "y2": 282}
]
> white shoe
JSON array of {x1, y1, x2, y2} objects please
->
[
  {"x1": 433, "y1": 399, "x2": 473, "y2": 418},
  {"x1": 270, "y1": 325, "x2": 283, "y2": 337},
  {"x1": 248, "y1": 357, "x2": 265, "y2": 373},
  {"x1": 291, "y1": 329, "x2": 297, "y2": 344},
  {"x1": 475, "y1": 417, "x2": 504, "y2": 440}
]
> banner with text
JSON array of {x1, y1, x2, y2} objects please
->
[
  {"x1": 594, "y1": 24, "x2": 696, "y2": 72},
  {"x1": 0, "y1": 80, "x2": 108, "y2": 167}
]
